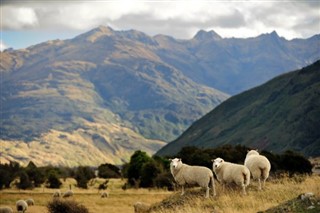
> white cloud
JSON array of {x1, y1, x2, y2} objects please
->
[
  {"x1": 2, "y1": 1, "x2": 320, "y2": 39},
  {"x1": 2, "y1": 6, "x2": 39, "y2": 29}
]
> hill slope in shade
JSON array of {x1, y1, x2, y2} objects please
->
[{"x1": 157, "y1": 60, "x2": 320, "y2": 157}]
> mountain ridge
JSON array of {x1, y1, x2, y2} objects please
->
[{"x1": 1, "y1": 26, "x2": 319, "y2": 166}]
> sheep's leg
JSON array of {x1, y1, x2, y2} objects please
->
[
  {"x1": 258, "y1": 178, "x2": 262, "y2": 190},
  {"x1": 211, "y1": 177, "x2": 216, "y2": 197},
  {"x1": 205, "y1": 186, "x2": 209, "y2": 198},
  {"x1": 219, "y1": 183, "x2": 226, "y2": 194},
  {"x1": 181, "y1": 185, "x2": 185, "y2": 196},
  {"x1": 262, "y1": 178, "x2": 266, "y2": 190},
  {"x1": 242, "y1": 183, "x2": 247, "y2": 195}
]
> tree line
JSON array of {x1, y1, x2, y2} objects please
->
[{"x1": 0, "y1": 145, "x2": 313, "y2": 190}]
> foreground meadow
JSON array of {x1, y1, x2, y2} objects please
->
[
  {"x1": 0, "y1": 178, "x2": 171, "y2": 213},
  {"x1": 0, "y1": 175, "x2": 319, "y2": 213}
]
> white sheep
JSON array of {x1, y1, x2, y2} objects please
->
[
  {"x1": 0, "y1": 207, "x2": 13, "y2": 213},
  {"x1": 133, "y1": 201, "x2": 150, "y2": 213},
  {"x1": 62, "y1": 190, "x2": 74, "y2": 198},
  {"x1": 100, "y1": 191, "x2": 109, "y2": 198},
  {"x1": 25, "y1": 198, "x2": 34, "y2": 206},
  {"x1": 244, "y1": 150, "x2": 271, "y2": 190},
  {"x1": 16, "y1": 200, "x2": 28, "y2": 213},
  {"x1": 170, "y1": 158, "x2": 216, "y2": 198},
  {"x1": 212, "y1": 157, "x2": 250, "y2": 195},
  {"x1": 52, "y1": 190, "x2": 61, "y2": 198}
]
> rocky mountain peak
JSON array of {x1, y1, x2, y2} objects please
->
[
  {"x1": 193, "y1": 29, "x2": 222, "y2": 41},
  {"x1": 95, "y1": 25, "x2": 114, "y2": 34},
  {"x1": 74, "y1": 25, "x2": 115, "y2": 42},
  {"x1": 258, "y1": 30, "x2": 282, "y2": 41}
]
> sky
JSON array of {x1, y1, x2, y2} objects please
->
[{"x1": 1, "y1": 0, "x2": 320, "y2": 51}]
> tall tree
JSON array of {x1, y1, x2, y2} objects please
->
[
  {"x1": 127, "y1": 150, "x2": 152, "y2": 186},
  {"x1": 26, "y1": 161, "x2": 45, "y2": 187},
  {"x1": 46, "y1": 171, "x2": 62, "y2": 189},
  {"x1": 17, "y1": 171, "x2": 33, "y2": 190},
  {"x1": 74, "y1": 166, "x2": 95, "y2": 189}
]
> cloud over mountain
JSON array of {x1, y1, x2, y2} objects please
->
[{"x1": 2, "y1": 1, "x2": 320, "y2": 40}]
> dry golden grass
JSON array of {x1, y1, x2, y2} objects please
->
[
  {"x1": 0, "y1": 176, "x2": 319, "y2": 213},
  {"x1": 0, "y1": 178, "x2": 171, "y2": 213},
  {"x1": 151, "y1": 174, "x2": 320, "y2": 213}
]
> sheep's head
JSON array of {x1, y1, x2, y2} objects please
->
[
  {"x1": 212, "y1": 157, "x2": 224, "y2": 169},
  {"x1": 170, "y1": 158, "x2": 182, "y2": 169},
  {"x1": 247, "y1": 149, "x2": 259, "y2": 156}
]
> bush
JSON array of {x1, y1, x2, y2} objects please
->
[
  {"x1": 17, "y1": 171, "x2": 33, "y2": 190},
  {"x1": 279, "y1": 151, "x2": 313, "y2": 175},
  {"x1": 140, "y1": 160, "x2": 160, "y2": 188},
  {"x1": 47, "y1": 199, "x2": 89, "y2": 213},
  {"x1": 74, "y1": 166, "x2": 95, "y2": 189},
  {"x1": 153, "y1": 172, "x2": 175, "y2": 191},
  {"x1": 127, "y1": 150, "x2": 152, "y2": 186},
  {"x1": 98, "y1": 179, "x2": 109, "y2": 190},
  {"x1": 26, "y1": 161, "x2": 45, "y2": 187},
  {"x1": 98, "y1": 163, "x2": 121, "y2": 178},
  {"x1": 0, "y1": 168, "x2": 10, "y2": 189},
  {"x1": 0, "y1": 161, "x2": 21, "y2": 189},
  {"x1": 46, "y1": 171, "x2": 62, "y2": 189}
]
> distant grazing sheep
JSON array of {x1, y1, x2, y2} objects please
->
[
  {"x1": 170, "y1": 158, "x2": 216, "y2": 198},
  {"x1": 100, "y1": 191, "x2": 109, "y2": 198},
  {"x1": 212, "y1": 158, "x2": 250, "y2": 195},
  {"x1": 53, "y1": 190, "x2": 61, "y2": 198},
  {"x1": 25, "y1": 198, "x2": 34, "y2": 206},
  {"x1": 244, "y1": 150, "x2": 271, "y2": 190},
  {"x1": 0, "y1": 207, "x2": 13, "y2": 213},
  {"x1": 133, "y1": 201, "x2": 150, "y2": 213},
  {"x1": 62, "y1": 190, "x2": 74, "y2": 198},
  {"x1": 16, "y1": 200, "x2": 28, "y2": 213}
]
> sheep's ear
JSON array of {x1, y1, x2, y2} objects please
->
[
  {"x1": 168, "y1": 158, "x2": 172, "y2": 161},
  {"x1": 211, "y1": 159, "x2": 214, "y2": 162},
  {"x1": 178, "y1": 158, "x2": 181, "y2": 162}
]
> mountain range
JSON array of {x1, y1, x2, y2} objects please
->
[
  {"x1": 157, "y1": 60, "x2": 320, "y2": 157},
  {"x1": 1, "y1": 26, "x2": 319, "y2": 166}
]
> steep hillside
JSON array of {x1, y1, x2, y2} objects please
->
[{"x1": 157, "y1": 60, "x2": 320, "y2": 157}]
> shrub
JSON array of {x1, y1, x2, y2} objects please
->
[
  {"x1": 74, "y1": 166, "x2": 95, "y2": 189},
  {"x1": 153, "y1": 172, "x2": 175, "y2": 191},
  {"x1": 0, "y1": 161, "x2": 21, "y2": 189},
  {"x1": 26, "y1": 161, "x2": 45, "y2": 187},
  {"x1": 0, "y1": 168, "x2": 10, "y2": 189},
  {"x1": 17, "y1": 171, "x2": 33, "y2": 190},
  {"x1": 279, "y1": 151, "x2": 313, "y2": 175},
  {"x1": 127, "y1": 150, "x2": 152, "y2": 186},
  {"x1": 46, "y1": 171, "x2": 62, "y2": 188},
  {"x1": 98, "y1": 163, "x2": 121, "y2": 178},
  {"x1": 98, "y1": 179, "x2": 109, "y2": 190},
  {"x1": 140, "y1": 160, "x2": 160, "y2": 188},
  {"x1": 47, "y1": 199, "x2": 89, "y2": 213}
]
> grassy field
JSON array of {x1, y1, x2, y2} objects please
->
[{"x1": 0, "y1": 175, "x2": 319, "y2": 213}]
